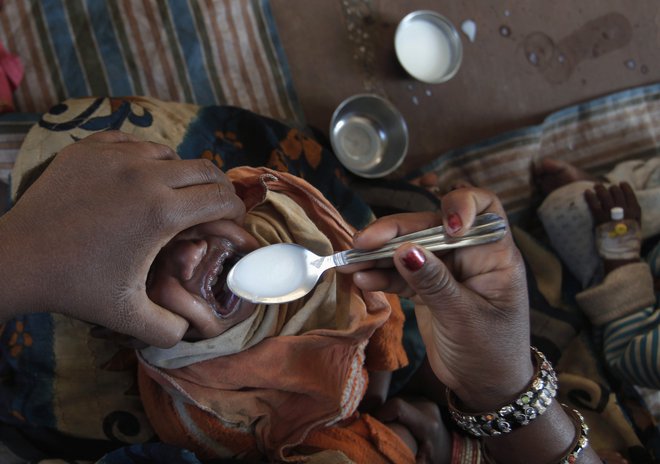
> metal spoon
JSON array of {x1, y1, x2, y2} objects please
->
[{"x1": 226, "y1": 213, "x2": 507, "y2": 304}]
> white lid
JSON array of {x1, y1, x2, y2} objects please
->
[{"x1": 610, "y1": 206, "x2": 624, "y2": 220}]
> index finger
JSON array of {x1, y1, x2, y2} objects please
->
[
  {"x1": 81, "y1": 130, "x2": 141, "y2": 144},
  {"x1": 620, "y1": 182, "x2": 641, "y2": 221},
  {"x1": 120, "y1": 298, "x2": 189, "y2": 348},
  {"x1": 171, "y1": 182, "x2": 247, "y2": 229},
  {"x1": 584, "y1": 188, "x2": 609, "y2": 224},
  {"x1": 353, "y1": 211, "x2": 441, "y2": 250},
  {"x1": 439, "y1": 186, "x2": 507, "y2": 237}
]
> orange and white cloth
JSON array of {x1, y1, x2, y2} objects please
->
[{"x1": 138, "y1": 167, "x2": 411, "y2": 463}]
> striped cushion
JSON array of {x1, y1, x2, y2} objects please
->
[
  {"x1": 407, "y1": 83, "x2": 660, "y2": 220},
  {"x1": 0, "y1": 0, "x2": 301, "y2": 123},
  {"x1": 0, "y1": 0, "x2": 303, "y2": 198}
]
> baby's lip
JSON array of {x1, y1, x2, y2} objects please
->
[
  {"x1": 186, "y1": 237, "x2": 241, "y2": 316},
  {"x1": 178, "y1": 240, "x2": 208, "y2": 281}
]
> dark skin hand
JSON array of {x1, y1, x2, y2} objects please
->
[
  {"x1": 0, "y1": 131, "x2": 247, "y2": 347},
  {"x1": 342, "y1": 187, "x2": 600, "y2": 463},
  {"x1": 584, "y1": 182, "x2": 642, "y2": 274}
]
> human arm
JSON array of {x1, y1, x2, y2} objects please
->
[
  {"x1": 0, "y1": 131, "x2": 246, "y2": 347},
  {"x1": 579, "y1": 182, "x2": 660, "y2": 387},
  {"x1": 347, "y1": 187, "x2": 600, "y2": 463},
  {"x1": 584, "y1": 182, "x2": 642, "y2": 274}
]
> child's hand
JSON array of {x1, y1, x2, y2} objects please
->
[
  {"x1": 375, "y1": 396, "x2": 451, "y2": 464},
  {"x1": 584, "y1": 182, "x2": 641, "y2": 226},
  {"x1": 584, "y1": 182, "x2": 641, "y2": 273}
]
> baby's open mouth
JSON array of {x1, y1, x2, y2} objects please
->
[
  {"x1": 147, "y1": 234, "x2": 259, "y2": 328},
  {"x1": 198, "y1": 238, "x2": 246, "y2": 317},
  {"x1": 203, "y1": 249, "x2": 243, "y2": 317}
]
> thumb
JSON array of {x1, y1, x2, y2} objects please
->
[
  {"x1": 393, "y1": 244, "x2": 463, "y2": 311},
  {"x1": 118, "y1": 298, "x2": 189, "y2": 348}
]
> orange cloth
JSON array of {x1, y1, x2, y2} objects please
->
[
  {"x1": 301, "y1": 414, "x2": 416, "y2": 464},
  {"x1": 139, "y1": 168, "x2": 409, "y2": 462}
]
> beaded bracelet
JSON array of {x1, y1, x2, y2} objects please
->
[
  {"x1": 479, "y1": 404, "x2": 589, "y2": 464},
  {"x1": 559, "y1": 404, "x2": 589, "y2": 464},
  {"x1": 447, "y1": 347, "x2": 558, "y2": 437}
]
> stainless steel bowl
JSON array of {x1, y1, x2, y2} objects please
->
[
  {"x1": 329, "y1": 94, "x2": 408, "y2": 178},
  {"x1": 395, "y1": 10, "x2": 463, "y2": 84}
]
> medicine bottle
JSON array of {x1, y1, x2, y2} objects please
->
[{"x1": 595, "y1": 206, "x2": 641, "y2": 260}]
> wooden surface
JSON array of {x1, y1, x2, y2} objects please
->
[{"x1": 271, "y1": 0, "x2": 660, "y2": 176}]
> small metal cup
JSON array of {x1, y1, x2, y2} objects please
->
[
  {"x1": 330, "y1": 94, "x2": 408, "y2": 178},
  {"x1": 395, "y1": 10, "x2": 463, "y2": 84}
]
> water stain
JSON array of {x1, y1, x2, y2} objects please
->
[
  {"x1": 641, "y1": 64, "x2": 649, "y2": 74},
  {"x1": 625, "y1": 59, "x2": 636, "y2": 70},
  {"x1": 499, "y1": 25, "x2": 511, "y2": 37},
  {"x1": 523, "y1": 32, "x2": 555, "y2": 68},
  {"x1": 522, "y1": 12, "x2": 632, "y2": 83}
]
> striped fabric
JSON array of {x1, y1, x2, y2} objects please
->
[
  {"x1": 0, "y1": 0, "x2": 301, "y2": 122},
  {"x1": 604, "y1": 305, "x2": 660, "y2": 388},
  {"x1": 408, "y1": 83, "x2": 660, "y2": 221},
  {"x1": 0, "y1": 114, "x2": 38, "y2": 185}
]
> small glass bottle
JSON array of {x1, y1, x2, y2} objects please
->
[{"x1": 595, "y1": 206, "x2": 641, "y2": 260}]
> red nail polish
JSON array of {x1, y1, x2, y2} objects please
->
[
  {"x1": 447, "y1": 212, "x2": 463, "y2": 233},
  {"x1": 402, "y1": 247, "x2": 426, "y2": 271}
]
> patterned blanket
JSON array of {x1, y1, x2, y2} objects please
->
[{"x1": 1, "y1": 97, "x2": 378, "y2": 463}]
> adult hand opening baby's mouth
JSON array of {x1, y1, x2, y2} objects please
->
[{"x1": 146, "y1": 219, "x2": 260, "y2": 341}]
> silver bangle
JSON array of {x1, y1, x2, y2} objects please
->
[
  {"x1": 558, "y1": 404, "x2": 589, "y2": 464},
  {"x1": 447, "y1": 347, "x2": 558, "y2": 437}
]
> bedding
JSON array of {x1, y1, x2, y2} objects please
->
[
  {"x1": 1, "y1": 0, "x2": 660, "y2": 461},
  {"x1": 0, "y1": 0, "x2": 303, "y2": 205}
]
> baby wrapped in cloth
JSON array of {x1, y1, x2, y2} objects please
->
[{"x1": 138, "y1": 167, "x2": 411, "y2": 463}]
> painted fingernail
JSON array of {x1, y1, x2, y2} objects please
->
[
  {"x1": 402, "y1": 247, "x2": 426, "y2": 271},
  {"x1": 447, "y1": 212, "x2": 463, "y2": 233}
]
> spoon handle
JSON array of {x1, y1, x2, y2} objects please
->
[{"x1": 333, "y1": 213, "x2": 507, "y2": 266}]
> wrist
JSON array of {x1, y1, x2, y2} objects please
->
[
  {"x1": 451, "y1": 355, "x2": 536, "y2": 413},
  {"x1": 448, "y1": 348, "x2": 556, "y2": 436},
  {"x1": 603, "y1": 257, "x2": 640, "y2": 274},
  {"x1": 452, "y1": 367, "x2": 535, "y2": 413}
]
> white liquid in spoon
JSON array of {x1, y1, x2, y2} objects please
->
[
  {"x1": 395, "y1": 19, "x2": 453, "y2": 82},
  {"x1": 228, "y1": 244, "x2": 308, "y2": 302}
]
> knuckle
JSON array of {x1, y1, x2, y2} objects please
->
[
  {"x1": 198, "y1": 158, "x2": 222, "y2": 183},
  {"x1": 213, "y1": 184, "x2": 245, "y2": 219},
  {"x1": 140, "y1": 141, "x2": 164, "y2": 158},
  {"x1": 145, "y1": 201, "x2": 171, "y2": 231},
  {"x1": 156, "y1": 142, "x2": 179, "y2": 160},
  {"x1": 118, "y1": 164, "x2": 146, "y2": 186},
  {"x1": 413, "y1": 263, "x2": 455, "y2": 299}
]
